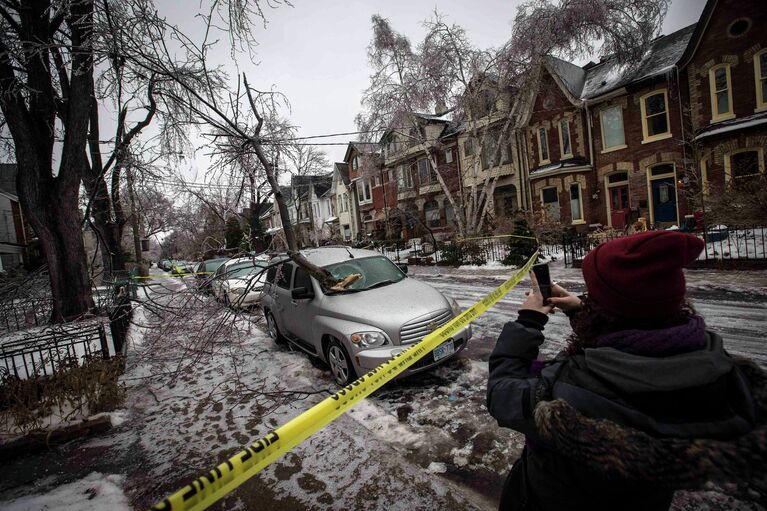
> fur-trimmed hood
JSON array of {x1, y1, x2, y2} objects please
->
[{"x1": 534, "y1": 358, "x2": 767, "y2": 505}]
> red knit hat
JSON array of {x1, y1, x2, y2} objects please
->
[{"x1": 581, "y1": 231, "x2": 704, "y2": 319}]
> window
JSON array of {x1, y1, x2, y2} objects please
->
[
  {"x1": 541, "y1": 187, "x2": 559, "y2": 220},
  {"x1": 276, "y1": 263, "x2": 293, "y2": 289},
  {"x1": 397, "y1": 164, "x2": 413, "y2": 188},
  {"x1": 313, "y1": 203, "x2": 320, "y2": 218},
  {"x1": 709, "y1": 64, "x2": 734, "y2": 122},
  {"x1": 558, "y1": 119, "x2": 572, "y2": 158},
  {"x1": 755, "y1": 49, "x2": 767, "y2": 112},
  {"x1": 445, "y1": 149, "x2": 453, "y2": 164},
  {"x1": 570, "y1": 183, "x2": 584, "y2": 223},
  {"x1": 482, "y1": 135, "x2": 499, "y2": 169},
  {"x1": 424, "y1": 200, "x2": 440, "y2": 227},
  {"x1": 463, "y1": 139, "x2": 474, "y2": 157},
  {"x1": 640, "y1": 90, "x2": 671, "y2": 142},
  {"x1": 729, "y1": 150, "x2": 761, "y2": 181},
  {"x1": 352, "y1": 155, "x2": 360, "y2": 170},
  {"x1": 728, "y1": 18, "x2": 751, "y2": 38},
  {"x1": 537, "y1": 128, "x2": 550, "y2": 163},
  {"x1": 374, "y1": 176, "x2": 381, "y2": 187},
  {"x1": 293, "y1": 266, "x2": 312, "y2": 292},
  {"x1": 342, "y1": 224, "x2": 351, "y2": 240},
  {"x1": 265, "y1": 266, "x2": 277, "y2": 283},
  {"x1": 600, "y1": 105, "x2": 626, "y2": 151},
  {"x1": 357, "y1": 179, "x2": 372, "y2": 203},
  {"x1": 386, "y1": 168, "x2": 393, "y2": 182},
  {"x1": 417, "y1": 158, "x2": 433, "y2": 185}
]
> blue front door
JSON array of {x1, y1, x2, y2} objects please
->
[{"x1": 651, "y1": 177, "x2": 677, "y2": 225}]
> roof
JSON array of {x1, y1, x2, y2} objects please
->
[
  {"x1": 694, "y1": 111, "x2": 767, "y2": 141},
  {"x1": 529, "y1": 157, "x2": 591, "y2": 179},
  {"x1": 334, "y1": 162, "x2": 350, "y2": 186},
  {"x1": 545, "y1": 56, "x2": 586, "y2": 101},
  {"x1": 677, "y1": 0, "x2": 717, "y2": 69},
  {"x1": 344, "y1": 141, "x2": 380, "y2": 163},
  {"x1": 580, "y1": 23, "x2": 696, "y2": 100},
  {"x1": 0, "y1": 164, "x2": 17, "y2": 196},
  {"x1": 312, "y1": 176, "x2": 333, "y2": 197}
]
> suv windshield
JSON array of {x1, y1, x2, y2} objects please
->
[
  {"x1": 323, "y1": 256, "x2": 405, "y2": 292},
  {"x1": 226, "y1": 262, "x2": 267, "y2": 279}
]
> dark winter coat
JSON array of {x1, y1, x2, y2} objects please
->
[{"x1": 487, "y1": 313, "x2": 767, "y2": 511}]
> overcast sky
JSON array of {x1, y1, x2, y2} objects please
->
[{"x1": 161, "y1": 0, "x2": 705, "y2": 178}]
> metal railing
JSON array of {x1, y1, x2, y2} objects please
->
[
  {"x1": 376, "y1": 235, "x2": 556, "y2": 267},
  {"x1": 562, "y1": 225, "x2": 767, "y2": 268},
  {"x1": 1, "y1": 323, "x2": 111, "y2": 380}
]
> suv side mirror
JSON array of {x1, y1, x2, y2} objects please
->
[
  {"x1": 396, "y1": 263, "x2": 408, "y2": 274},
  {"x1": 291, "y1": 287, "x2": 314, "y2": 300}
]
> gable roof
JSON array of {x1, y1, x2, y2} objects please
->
[
  {"x1": 677, "y1": 0, "x2": 717, "y2": 69},
  {"x1": 545, "y1": 56, "x2": 586, "y2": 103},
  {"x1": 333, "y1": 162, "x2": 350, "y2": 187},
  {"x1": 580, "y1": 23, "x2": 696, "y2": 100},
  {"x1": 343, "y1": 141, "x2": 379, "y2": 163}
]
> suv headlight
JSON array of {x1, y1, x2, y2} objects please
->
[
  {"x1": 350, "y1": 331, "x2": 387, "y2": 347},
  {"x1": 231, "y1": 287, "x2": 247, "y2": 295},
  {"x1": 450, "y1": 297, "x2": 461, "y2": 316}
]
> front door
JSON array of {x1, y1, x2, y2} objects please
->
[
  {"x1": 651, "y1": 177, "x2": 677, "y2": 227},
  {"x1": 609, "y1": 185, "x2": 629, "y2": 228}
]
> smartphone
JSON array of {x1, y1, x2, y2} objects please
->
[{"x1": 532, "y1": 263, "x2": 552, "y2": 303}]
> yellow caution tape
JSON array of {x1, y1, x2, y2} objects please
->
[{"x1": 149, "y1": 252, "x2": 539, "y2": 511}]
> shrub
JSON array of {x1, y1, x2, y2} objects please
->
[{"x1": 502, "y1": 218, "x2": 538, "y2": 266}]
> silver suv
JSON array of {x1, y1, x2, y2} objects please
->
[{"x1": 261, "y1": 247, "x2": 471, "y2": 386}]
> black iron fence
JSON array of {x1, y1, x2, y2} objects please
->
[
  {"x1": 562, "y1": 225, "x2": 767, "y2": 268},
  {"x1": 377, "y1": 235, "x2": 560, "y2": 267},
  {"x1": 0, "y1": 322, "x2": 111, "y2": 380}
]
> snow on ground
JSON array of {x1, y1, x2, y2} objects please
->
[
  {"x1": 0, "y1": 473, "x2": 130, "y2": 511},
  {"x1": 1, "y1": 263, "x2": 766, "y2": 510}
]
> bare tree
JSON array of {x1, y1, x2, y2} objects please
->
[{"x1": 357, "y1": 1, "x2": 670, "y2": 236}]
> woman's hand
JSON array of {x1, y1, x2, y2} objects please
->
[
  {"x1": 520, "y1": 272, "x2": 554, "y2": 314},
  {"x1": 548, "y1": 283, "x2": 583, "y2": 313}
]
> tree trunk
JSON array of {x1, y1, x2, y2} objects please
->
[{"x1": 18, "y1": 161, "x2": 94, "y2": 322}]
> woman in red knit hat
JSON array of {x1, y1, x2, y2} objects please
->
[{"x1": 487, "y1": 230, "x2": 766, "y2": 511}]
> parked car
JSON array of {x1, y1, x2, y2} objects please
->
[
  {"x1": 171, "y1": 261, "x2": 195, "y2": 275},
  {"x1": 195, "y1": 257, "x2": 229, "y2": 292},
  {"x1": 159, "y1": 259, "x2": 172, "y2": 271},
  {"x1": 261, "y1": 247, "x2": 471, "y2": 386},
  {"x1": 211, "y1": 257, "x2": 269, "y2": 308}
]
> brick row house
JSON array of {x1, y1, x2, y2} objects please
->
[
  {"x1": 378, "y1": 112, "x2": 463, "y2": 242},
  {"x1": 521, "y1": 0, "x2": 765, "y2": 231},
  {"x1": 263, "y1": 0, "x2": 764, "y2": 249}
]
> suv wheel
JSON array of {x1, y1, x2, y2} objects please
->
[
  {"x1": 326, "y1": 338, "x2": 357, "y2": 386},
  {"x1": 266, "y1": 311, "x2": 285, "y2": 345}
]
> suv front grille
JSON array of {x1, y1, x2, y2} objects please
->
[{"x1": 400, "y1": 309, "x2": 453, "y2": 344}]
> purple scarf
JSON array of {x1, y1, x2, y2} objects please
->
[{"x1": 594, "y1": 314, "x2": 707, "y2": 357}]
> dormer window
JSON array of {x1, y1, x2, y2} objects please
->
[{"x1": 352, "y1": 155, "x2": 360, "y2": 170}]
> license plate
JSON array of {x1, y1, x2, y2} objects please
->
[{"x1": 433, "y1": 339, "x2": 455, "y2": 362}]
